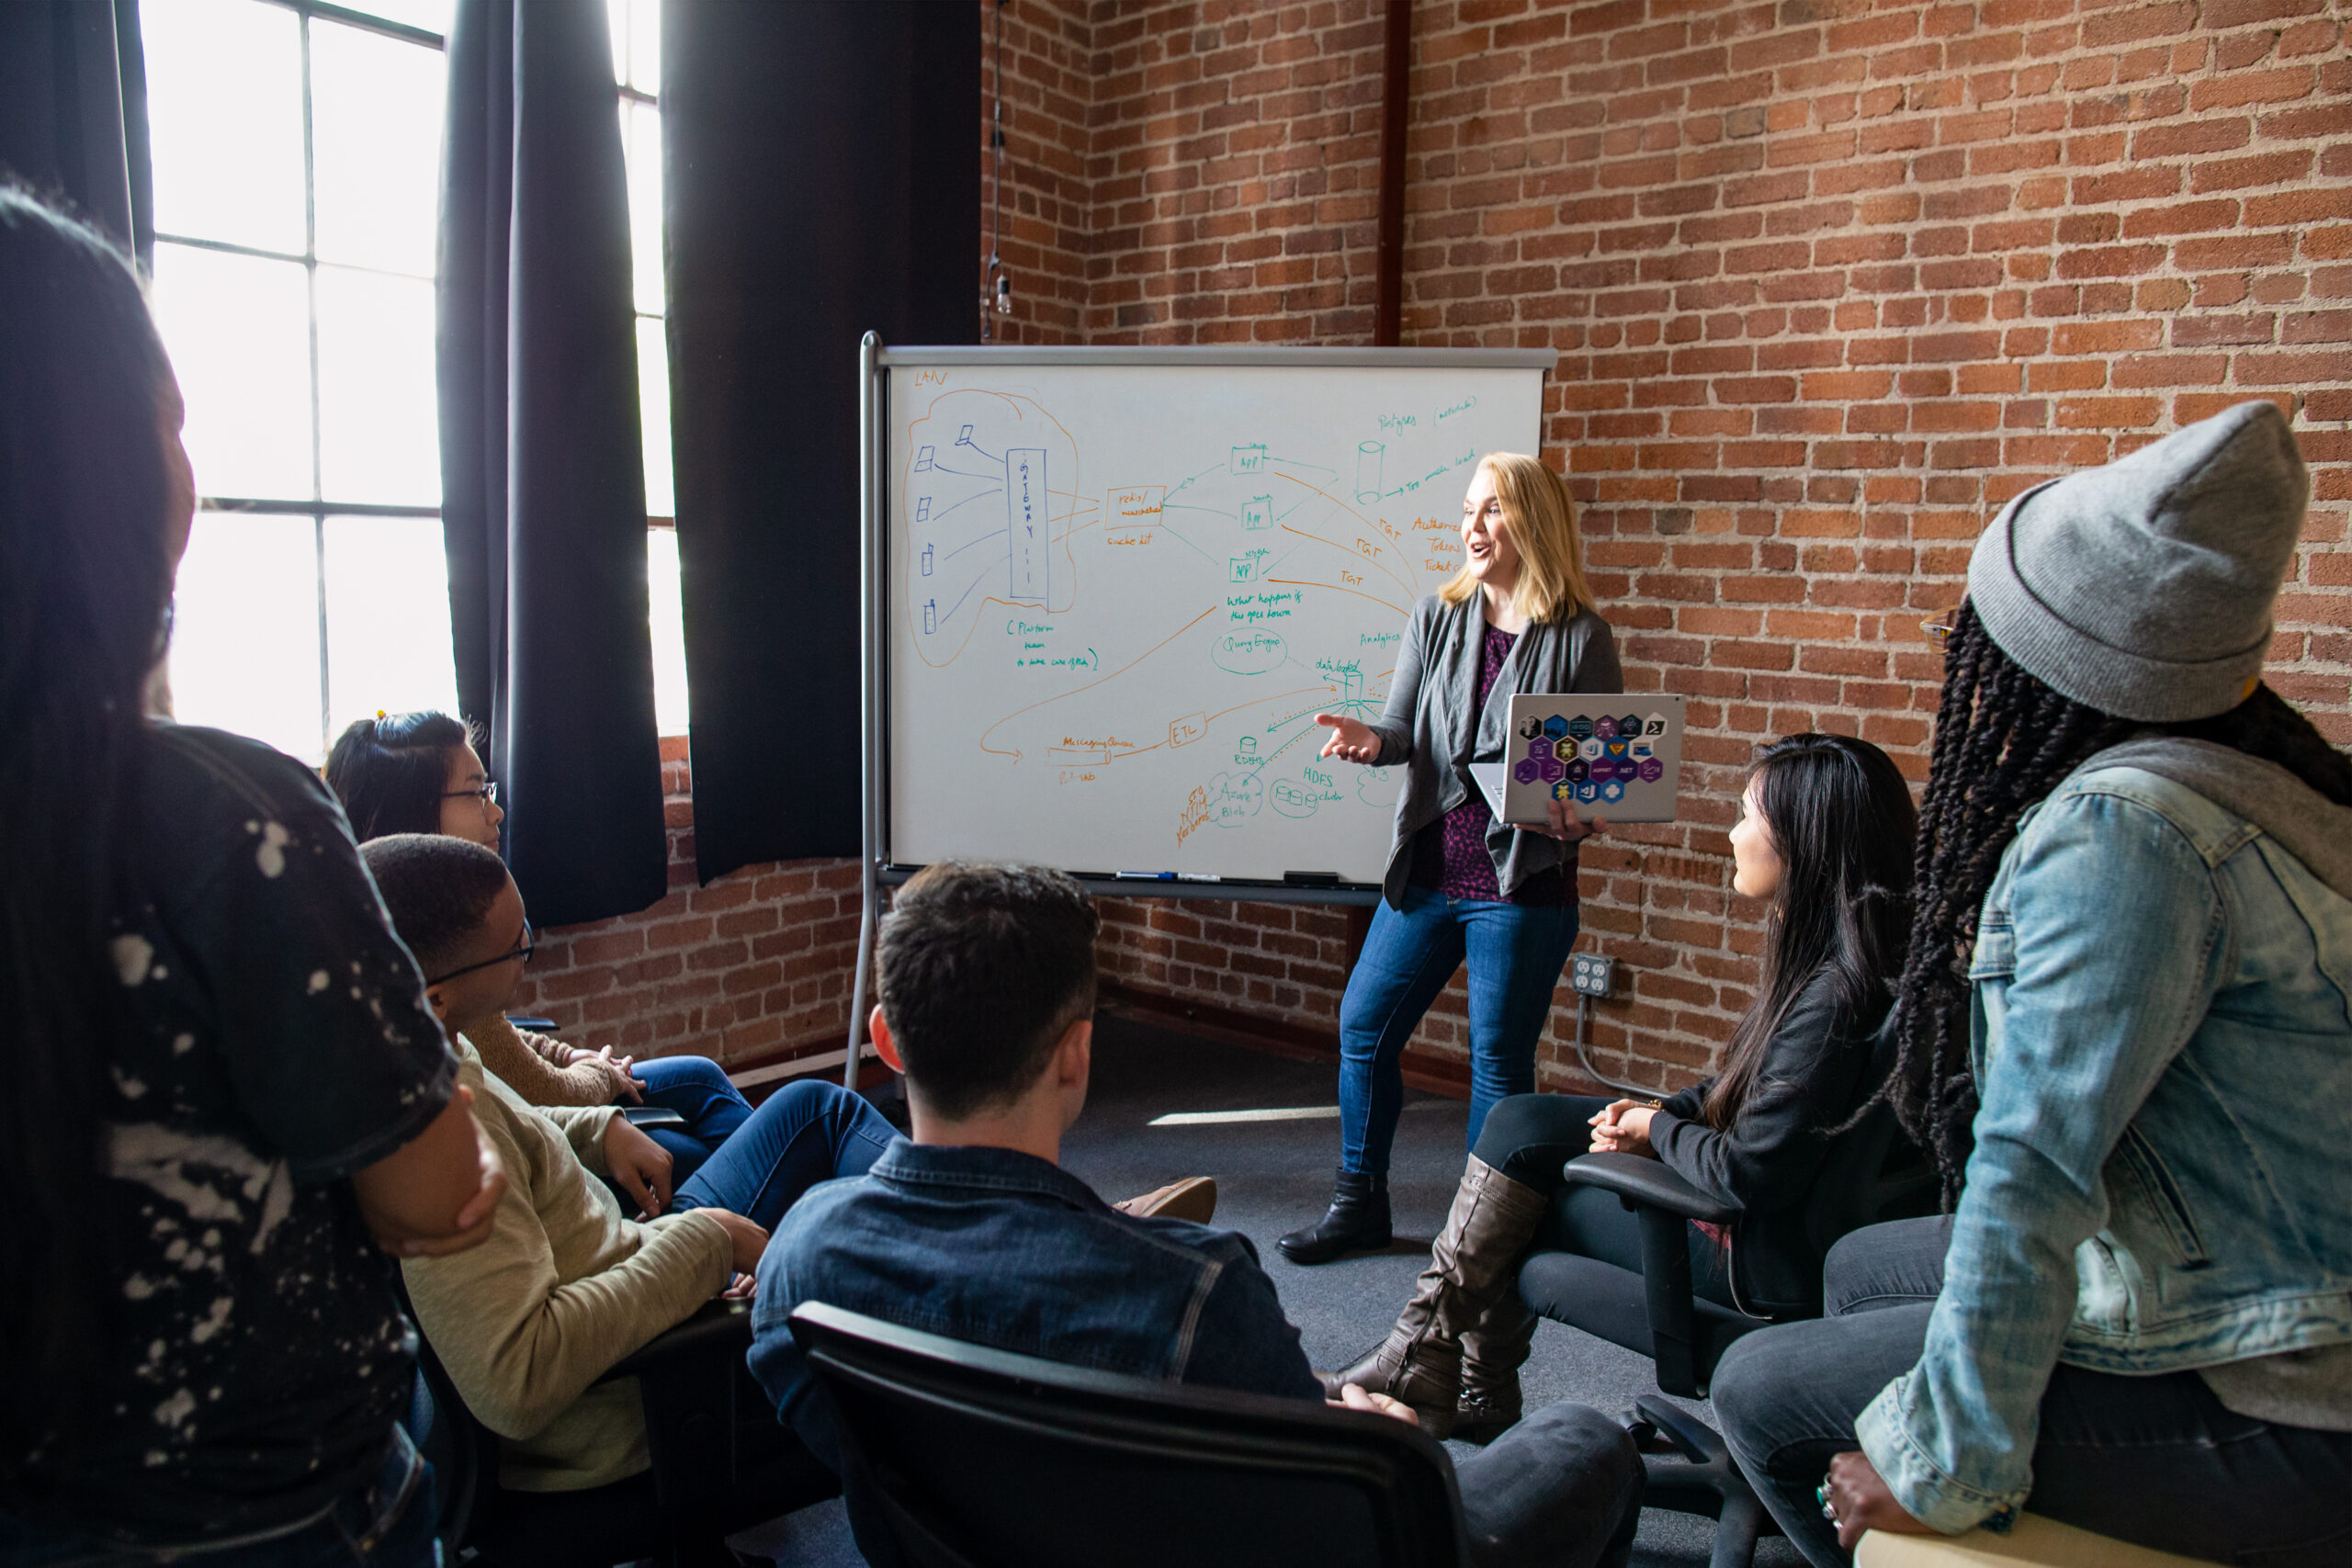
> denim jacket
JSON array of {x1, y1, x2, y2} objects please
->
[
  {"x1": 1857, "y1": 755, "x2": 2352, "y2": 1533},
  {"x1": 747, "y1": 1140, "x2": 1321, "y2": 1469}
]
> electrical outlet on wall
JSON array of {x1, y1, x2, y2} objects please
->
[{"x1": 1570, "y1": 953, "x2": 1615, "y2": 998}]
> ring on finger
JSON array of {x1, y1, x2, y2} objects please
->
[{"x1": 1816, "y1": 1483, "x2": 1838, "y2": 1522}]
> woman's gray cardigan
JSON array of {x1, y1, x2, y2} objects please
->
[{"x1": 1364, "y1": 593, "x2": 1623, "y2": 908}]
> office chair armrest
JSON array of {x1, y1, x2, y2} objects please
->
[
  {"x1": 1561, "y1": 1153, "x2": 1739, "y2": 1226},
  {"x1": 601, "y1": 1297, "x2": 752, "y2": 1383},
  {"x1": 597, "y1": 1299, "x2": 762, "y2": 1513}
]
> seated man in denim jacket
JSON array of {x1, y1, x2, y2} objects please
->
[{"x1": 748, "y1": 862, "x2": 1643, "y2": 1568}]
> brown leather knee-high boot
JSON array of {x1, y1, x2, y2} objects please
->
[
  {"x1": 1454, "y1": 1288, "x2": 1539, "y2": 1444},
  {"x1": 1318, "y1": 1155, "x2": 1548, "y2": 1438}
]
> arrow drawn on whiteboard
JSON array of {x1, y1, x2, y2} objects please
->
[{"x1": 978, "y1": 604, "x2": 1221, "y2": 761}]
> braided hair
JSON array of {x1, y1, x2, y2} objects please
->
[{"x1": 1883, "y1": 601, "x2": 2352, "y2": 1200}]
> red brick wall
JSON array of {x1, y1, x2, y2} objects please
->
[
  {"x1": 537, "y1": 0, "x2": 2351, "y2": 1101},
  {"x1": 991, "y1": 0, "x2": 1095, "y2": 343},
  {"x1": 1085, "y1": 0, "x2": 1391, "y2": 340},
  {"x1": 1022, "y1": 0, "x2": 2352, "y2": 1099},
  {"x1": 505, "y1": 739, "x2": 865, "y2": 1072}
]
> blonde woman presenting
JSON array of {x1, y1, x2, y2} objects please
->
[{"x1": 1282, "y1": 453, "x2": 1621, "y2": 1266}]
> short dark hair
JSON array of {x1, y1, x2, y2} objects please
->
[
  {"x1": 325, "y1": 710, "x2": 478, "y2": 841},
  {"x1": 359, "y1": 833, "x2": 512, "y2": 976},
  {"x1": 876, "y1": 863, "x2": 1101, "y2": 1120}
]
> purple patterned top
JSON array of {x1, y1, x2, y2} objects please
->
[{"x1": 1408, "y1": 622, "x2": 1571, "y2": 906}]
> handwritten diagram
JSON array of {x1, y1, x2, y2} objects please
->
[{"x1": 887, "y1": 363, "x2": 1545, "y2": 883}]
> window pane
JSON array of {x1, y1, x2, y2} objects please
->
[
  {"x1": 342, "y1": 0, "x2": 452, "y2": 34},
  {"x1": 324, "y1": 516, "x2": 460, "y2": 732},
  {"x1": 152, "y1": 243, "x2": 314, "y2": 501},
  {"x1": 317, "y1": 267, "x2": 439, "y2": 505},
  {"x1": 622, "y1": 100, "x2": 665, "y2": 315},
  {"x1": 169, "y1": 513, "x2": 323, "y2": 761},
  {"x1": 607, "y1": 0, "x2": 659, "y2": 94},
  {"x1": 312, "y1": 20, "x2": 446, "y2": 276},
  {"x1": 648, "y1": 527, "x2": 688, "y2": 737},
  {"x1": 141, "y1": 0, "x2": 306, "y2": 254},
  {"x1": 637, "y1": 316, "x2": 673, "y2": 517}
]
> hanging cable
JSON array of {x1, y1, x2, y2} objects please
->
[{"x1": 980, "y1": 0, "x2": 1012, "y2": 340}]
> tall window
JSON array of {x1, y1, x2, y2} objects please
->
[{"x1": 144, "y1": 0, "x2": 685, "y2": 763}]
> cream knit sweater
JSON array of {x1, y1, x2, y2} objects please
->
[
  {"x1": 401, "y1": 1038, "x2": 733, "y2": 1492},
  {"x1": 466, "y1": 1011, "x2": 625, "y2": 1106}
]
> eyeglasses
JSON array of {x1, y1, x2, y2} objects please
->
[
  {"x1": 425, "y1": 922, "x2": 534, "y2": 987},
  {"x1": 1920, "y1": 603, "x2": 1964, "y2": 650},
  {"x1": 441, "y1": 781, "x2": 499, "y2": 807}
]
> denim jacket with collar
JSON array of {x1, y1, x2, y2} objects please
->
[
  {"x1": 746, "y1": 1139, "x2": 1321, "y2": 1470},
  {"x1": 1856, "y1": 756, "x2": 2352, "y2": 1534}
]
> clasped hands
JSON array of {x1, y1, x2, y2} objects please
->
[
  {"x1": 1586, "y1": 1099, "x2": 1658, "y2": 1157},
  {"x1": 560, "y1": 1041, "x2": 648, "y2": 1103},
  {"x1": 1312, "y1": 715, "x2": 1607, "y2": 846},
  {"x1": 601, "y1": 1115, "x2": 767, "y2": 1301}
]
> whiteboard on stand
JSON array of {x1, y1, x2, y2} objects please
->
[{"x1": 881, "y1": 350, "x2": 1550, "y2": 887}]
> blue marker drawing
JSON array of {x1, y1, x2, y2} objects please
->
[{"x1": 1007, "y1": 448, "x2": 1049, "y2": 604}]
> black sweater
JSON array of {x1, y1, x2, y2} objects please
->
[{"x1": 1645, "y1": 965, "x2": 1887, "y2": 1311}]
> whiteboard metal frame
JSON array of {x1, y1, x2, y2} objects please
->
[{"x1": 843, "y1": 336, "x2": 1555, "y2": 1081}]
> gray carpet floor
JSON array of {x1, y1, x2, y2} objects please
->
[{"x1": 740, "y1": 1010, "x2": 1804, "y2": 1566}]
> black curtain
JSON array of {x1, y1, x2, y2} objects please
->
[
  {"x1": 437, "y1": 0, "x2": 666, "y2": 928},
  {"x1": 664, "y1": 1, "x2": 978, "y2": 884},
  {"x1": 0, "y1": 0, "x2": 152, "y2": 266}
]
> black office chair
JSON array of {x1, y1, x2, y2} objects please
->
[
  {"x1": 407, "y1": 1297, "x2": 837, "y2": 1567},
  {"x1": 788, "y1": 1300, "x2": 1472, "y2": 1568},
  {"x1": 1515, "y1": 1058, "x2": 1934, "y2": 1568}
]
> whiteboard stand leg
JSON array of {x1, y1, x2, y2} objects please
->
[
  {"x1": 843, "y1": 887, "x2": 875, "y2": 1091},
  {"x1": 852, "y1": 329, "x2": 883, "y2": 1096}
]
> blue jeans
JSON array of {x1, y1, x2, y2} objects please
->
[
  {"x1": 1712, "y1": 1218, "x2": 2352, "y2": 1568},
  {"x1": 1, "y1": 1427, "x2": 438, "y2": 1568},
  {"x1": 1338, "y1": 886, "x2": 1577, "y2": 1173},
  {"x1": 670, "y1": 1079, "x2": 897, "y2": 1231},
  {"x1": 629, "y1": 1054, "x2": 754, "y2": 1187}
]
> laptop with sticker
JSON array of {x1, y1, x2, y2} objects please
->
[{"x1": 1466, "y1": 694, "x2": 1686, "y2": 825}]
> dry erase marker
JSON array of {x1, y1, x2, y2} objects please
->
[
  {"x1": 1176, "y1": 873, "x2": 1221, "y2": 883},
  {"x1": 1114, "y1": 871, "x2": 1176, "y2": 881}
]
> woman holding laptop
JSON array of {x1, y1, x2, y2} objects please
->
[{"x1": 1280, "y1": 452, "x2": 1621, "y2": 1267}]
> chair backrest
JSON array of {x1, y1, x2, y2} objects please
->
[
  {"x1": 393, "y1": 1281, "x2": 500, "y2": 1553},
  {"x1": 788, "y1": 1302, "x2": 1470, "y2": 1568}
]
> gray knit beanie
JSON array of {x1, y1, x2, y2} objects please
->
[{"x1": 1966, "y1": 400, "x2": 2308, "y2": 723}]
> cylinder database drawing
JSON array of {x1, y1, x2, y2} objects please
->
[
  {"x1": 1354, "y1": 440, "x2": 1384, "y2": 505},
  {"x1": 1007, "y1": 447, "x2": 1049, "y2": 604}
]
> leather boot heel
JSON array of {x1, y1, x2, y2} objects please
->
[
  {"x1": 1276, "y1": 1169, "x2": 1391, "y2": 1265},
  {"x1": 1453, "y1": 1290, "x2": 1536, "y2": 1445}
]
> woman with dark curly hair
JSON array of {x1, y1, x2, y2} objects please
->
[{"x1": 1711, "y1": 402, "x2": 2352, "y2": 1567}]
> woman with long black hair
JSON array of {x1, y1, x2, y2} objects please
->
[
  {"x1": 1711, "y1": 402, "x2": 2352, "y2": 1567},
  {"x1": 0, "y1": 190, "x2": 501, "y2": 1564},
  {"x1": 1329, "y1": 732, "x2": 1917, "y2": 1439}
]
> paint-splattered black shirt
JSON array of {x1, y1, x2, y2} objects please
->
[{"x1": 11, "y1": 725, "x2": 457, "y2": 1547}]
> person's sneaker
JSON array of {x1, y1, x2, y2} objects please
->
[{"x1": 1114, "y1": 1177, "x2": 1218, "y2": 1224}]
